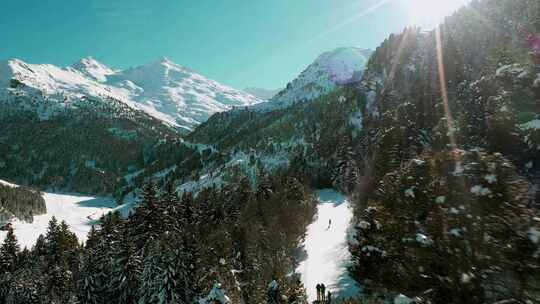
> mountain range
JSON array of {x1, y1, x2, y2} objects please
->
[
  {"x1": 0, "y1": 56, "x2": 262, "y2": 132},
  {"x1": 0, "y1": 46, "x2": 372, "y2": 197},
  {"x1": 0, "y1": 47, "x2": 372, "y2": 132}
]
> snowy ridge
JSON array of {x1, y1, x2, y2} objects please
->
[
  {"x1": 0, "y1": 57, "x2": 262, "y2": 131},
  {"x1": 243, "y1": 87, "x2": 281, "y2": 100},
  {"x1": 257, "y1": 47, "x2": 371, "y2": 111},
  {"x1": 71, "y1": 56, "x2": 117, "y2": 82}
]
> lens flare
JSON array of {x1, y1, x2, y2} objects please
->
[{"x1": 401, "y1": 0, "x2": 469, "y2": 28}]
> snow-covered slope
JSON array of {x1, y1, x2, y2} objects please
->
[
  {"x1": 243, "y1": 87, "x2": 281, "y2": 100},
  {"x1": 71, "y1": 56, "x2": 117, "y2": 82},
  {"x1": 0, "y1": 57, "x2": 262, "y2": 131},
  {"x1": 296, "y1": 189, "x2": 361, "y2": 302},
  {"x1": 258, "y1": 47, "x2": 372, "y2": 110},
  {"x1": 0, "y1": 180, "x2": 130, "y2": 248}
]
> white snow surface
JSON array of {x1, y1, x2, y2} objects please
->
[
  {"x1": 296, "y1": 189, "x2": 361, "y2": 302},
  {"x1": 0, "y1": 184, "x2": 123, "y2": 248},
  {"x1": 199, "y1": 283, "x2": 231, "y2": 304},
  {"x1": 520, "y1": 119, "x2": 540, "y2": 131},
  {"x1": 0, "y1": 57, "x2": 262, "y2": 131},
  {"x1": 257, "y1": 47, "x2": 371, "y2": 111},
  {"x1": 394, "y1": 294, "x2": 415, "y2": 304},
  {"x1": 0, "y1": 180, "x2": 18, "y2": 188}
]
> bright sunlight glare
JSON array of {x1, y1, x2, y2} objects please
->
[{"x1": 399, "y1": 0, "x2": 469, "y2": 28}]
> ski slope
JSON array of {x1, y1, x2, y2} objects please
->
[
  {"x1": 296, "y1": 189, "x2": 361, "y2": 302},
  {"x1": 0, "y1": 190, "x2": 119, "y2": 249}
]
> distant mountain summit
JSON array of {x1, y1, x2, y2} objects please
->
[
  {"x1": 0, "y1": 57, "x2": 262, "y2": 131},
  {"x1": 258, "y1": 47, "x2": 372, "y2": 110},
  {"x1": 243, "y1": 87, "x2": 282, "y2": 100},
  {"x1": 71, "y1": 56, "x2": 116, "y2": 82}
]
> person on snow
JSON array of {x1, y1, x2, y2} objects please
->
[
  {"x1": 327, "y1": 219, "x2": 332, "y2": 229},
  {"x1": 321, "y1": 284, "x2": 326, "y2": 302},
  {"x1": 316, "y1": 284, "x2": 321, "y2": 302},
  {"x1": 327, "y1": 291, "x2": 332, "y2": 304}
]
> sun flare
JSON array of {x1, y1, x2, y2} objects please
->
[{"x1": 400, "y1": 0, "x2": 469, "y2": 28}]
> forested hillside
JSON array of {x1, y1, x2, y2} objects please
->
[
  {"x1": 0, "y1": 182, "x2": 45, "y2": 223},
  {"x1": 346, "y1": 0, "x2": 540, "y2": 303},
  {"x1": 0, "y1": 91, "x2": 182, "y2": 196}
]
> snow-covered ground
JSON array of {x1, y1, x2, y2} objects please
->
[
  {"x1": 0, "y1": 190, "x2": 121, "y2": 249},
  {"x1": 296, "y1": 189, "x2": 361, "y2": 302}
]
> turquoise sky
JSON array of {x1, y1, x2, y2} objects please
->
[{"x1": 0, "y1": 0, "x2": 467, "y2": 89}]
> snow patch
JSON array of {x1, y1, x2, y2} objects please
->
[
  {"x1": 404, "y1": 187, "x2": 415, "y2": 198},
  {"x1": 496, "y1": 64, "x2": 525, "y2": 78},
  {"x1": 461, "y1": 272, "x2": 475, "y2": 284},
  {"x1": 484, "y1": 174, "x2": 497, "y2": 184},
  {"x1": 199, "y1": 283, "x2": 231, "y2": 304},
  {"x1": 394, "y1": 294, "x2": 414, "y2": 304},
  {"x1": 470, "y1": 185, "x2": 492, "y2": 197},
  {"x1": 435, "y1": 196, "x2": 446, "y2": 204},
  {"x1": 449, "y1": 228, "x2": 463, "y2": 237},
  {"x1": 415, "y1": 233, "x2": 433, "y2": 246},
  {"x1": 519, "y1": 119, "x2": 540, "y2": 131},
  {"x1": 528, "y1": 227, "x2": 540, "y2": 244}
]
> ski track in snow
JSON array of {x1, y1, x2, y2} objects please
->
[
  {"x1": 0, "y1": 191, "x2": 120, "y2": 249},
  {"x1": 296, "y1": 189, "x2": 361, "y2": 302}
]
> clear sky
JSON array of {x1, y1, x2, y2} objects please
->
[{"x1": 0, "y1": 0, "x2": 468, "y2": 89}]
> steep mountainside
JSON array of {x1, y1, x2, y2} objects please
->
[
  {"x1": 182, "y1": 86, "x2": 365, "y2": 193},
  {"x1": 0, "y1": 84, "x2": 182, "y2": 196},
  {"x1": 257, "y1": 47, "x2": 372, "y2": 110},
  {"x1": 165, "y1": 47, "x2": 372, "y2": 194},
  {"x1": 342, "y1": 0, "x2": 540, "y2": 302}
]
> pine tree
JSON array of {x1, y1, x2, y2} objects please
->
[
  {"x1": 78, "y1": 226, "x2": 106, "y2": 304},
  {"x1": 108, "y1": 227, "x2": 142, "y2": 304},
  {"x1": 0, "y1": 227, "x2": 20, "y2": 273},
  {"x1": 128, "y1": 181, "x2": 162, "y2": 252}
]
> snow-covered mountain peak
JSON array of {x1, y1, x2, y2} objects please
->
[
  {"x1": 119, "y1": 57, "x2": 193, "y2": 85},
  {"x1": 71, "y1": 56, "x2": 115, "y2": 82},
  {"x1": 110, "y1": 58, "x2": 262, "y2": 130},
  {"x1": 256, "y1": 47, "x2": 372, "y2": 111},
  {"x1": 314, "y1": 47, "x2": 372, "y2": 84},
  {"x1": 1, "y1": 57, "x2": 263, "y2": 131},
  {"x1": 0, "y1": 59, "x2": 16, "y2": 87}
]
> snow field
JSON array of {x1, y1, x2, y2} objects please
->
[{"x1": 296, "y1": 189, "x2": 361, "y2": 302}]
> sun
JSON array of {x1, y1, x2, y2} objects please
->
[{"x1": 399, "y1": 0, "x2": 469, "y2": 28}]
